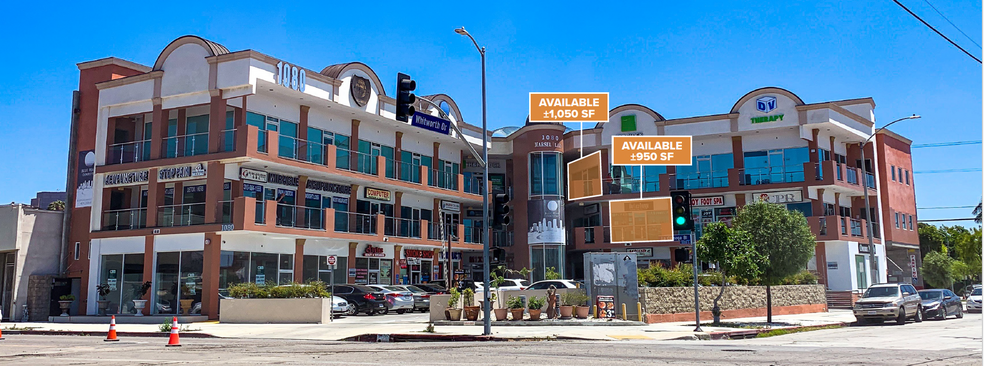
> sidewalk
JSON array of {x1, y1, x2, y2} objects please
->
[{"x1": 0, "y1": 310, "x2": 856, "y2": 341}]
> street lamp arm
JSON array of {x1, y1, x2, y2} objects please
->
[
  {"x1": 863, "y1": 115, "x2": 921, "y2": 146},
  {"x1": 417, "y1": 96, "x2": 487, "y2": 168}
]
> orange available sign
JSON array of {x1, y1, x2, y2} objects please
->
[
  {"x1": 567, "y1": 151, "x2": 603, "y2": 201},
  {"x1": 611, "y1": 136, "x2": 692, "y2": 166},
  {"x1": 529, "y1": 92, "x2": 609, "y2": 123},
  {"x1": 609, "y1": 197, "x2": 674, "y2": 243}
]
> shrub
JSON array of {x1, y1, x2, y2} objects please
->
[
  {"x1": 506, "y1": 296, "x2": 525, "y2": 309},
  {"x1": 227, "y1": 281, "x2": 330, "y2": 299},
  {"x1": 448, "y1": 288, "x2": 461, "y2": 308},
  {"x1": 59, "y1": 294, "x2": 75, "y2": 301},
  {"x1": 545, "y1": 267, "x2": 561, "y2": 280},
  {"x1": 561, "y1": 290, "x2": 589, "y2": 306},
  {"x1": 462, "y1": 288, "x2": 475, "y2": 307},
  {"x1": 527, "y1": 296, "x2": 545, "y2": 310},
  {"x1": 780, "y1": 270, "x2": 818, "y2": 285}
]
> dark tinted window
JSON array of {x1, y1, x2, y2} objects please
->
[
  {"x1": 350, "y1": 285, "x2": 377, "y2": 293},
  {"x1": 919, "y1": 291, "x2": 942, "y2": 300},
  {"x1": 863, "y1": 287, "x2": 899, "y2": 298},
  {"x1": 973, "y1": 289, "x2": 981, "y2": 296},
  {"x1": 334, "y1": 286, "x2": 352, "y2": 294}
]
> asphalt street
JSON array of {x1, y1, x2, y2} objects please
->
[{"x1": 0, "y1": 313, "x2": 980, "y2": 365}]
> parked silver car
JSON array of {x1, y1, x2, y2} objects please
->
[
  {"x1": 853, "y1": 283, "x2": 923, "y2": 325},
  {"x1": 331, "y1": 296, "x2": 354, "y2": 316},
  {"x1": 966, "y1": 288, "x2": 982, "y2": 312},
  {"x1": 367, "y1": 285, "x2": 414, "y2": 314}
]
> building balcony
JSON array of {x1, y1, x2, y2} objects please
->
[
  {"x1": 808, "y1": 215, "x2": 881, "y2": 243},
  {"x1": 808, "y1": 161, "x2": 877, "y2": 194},
  {"x1": 97, "y1": 125, "x2": 485, "y2": 204}
]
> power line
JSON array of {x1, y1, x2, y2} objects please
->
[
  {"x1": 892, "y1": 0, "x2": 982, "y2": 63},
  {"x1": 914, "y1": 168, "x2": 982, "y2": 174},
  {"x1": 921, "y1": 0, "x2": 981, "y2": 49},
  {"x1": 918, "y1": 218, "x2": 978, "y2": 222},
  {"x1": 917, "y1": 205, "x2": 976, "y2": 210},
  {"x1": 911, "y1": 140, "x2": 981, "y2": 148}
]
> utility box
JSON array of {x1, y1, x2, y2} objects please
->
[{"x1": 583, "y1": 252, "x2": 639, "y2": 320}]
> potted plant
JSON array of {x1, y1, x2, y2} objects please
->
[
  {"x1": 446, "y1": 288, "x2": 462, "y2": 321},
  {"x1": 527, "y1": 296, "x2": 545, "y2": 321},
  {"x1": 507, "y1": 296, "x2": 525, "y2": 321},
  {"x1": 558, "y1": 291, "x2": 576, "y2": 319},
  {"x1": 563, "y1": 290, "x2": 591, "y2": 319},
  {"x1": 180, "y1": 285, "x2": 194, "y2": 315},
  {"x1": 462, "y1": 288, "x2": 480, "y2": 321},
  {"x1": 58, "y1": 294, "x2": 75, "y2": 316},
  {"x1": 490, "y1": 266, "x2": 509, "y2": 321},
  {"x1": 95, "y1": 284, "x2": 111, "y2": 316},
  {"x1": 133, "y1": 281, "x2": 152, "y2": 316}
]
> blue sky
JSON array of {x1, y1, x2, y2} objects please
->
[{"x1": 0, "y1": 1, "x2": 979, "y2": 226}]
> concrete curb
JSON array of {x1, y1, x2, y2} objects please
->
[
  {"x1": 1, "y1": 330, "x2": 218, "y2": 338},
  {"x1": 341, "y1": 333, "x2": 601, "y2": 342},
  {"x1": 433, "y1": 320, "x2": 647, "y2": 326},
  {"x1": 704, "y1": 321, "x2": 852, "y2": 340}
]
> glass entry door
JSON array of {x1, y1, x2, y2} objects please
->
[{"x1": 154, "y1": 251, "x2": 204, "y2": 315}]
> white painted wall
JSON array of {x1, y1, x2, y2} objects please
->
[
  {"x1": 692, "y1": 136, "x2": 735, "y2": 156},
  {"x1": 160, "y1": 44, "x2": 210, "y2": 98},
  {"x1": 155, "y1": 233, "x2": 205, "y2": 252},
  {"x1": 248, "y1": 94, "x2": 301, "y2": 123},
  {"x1": 337, "y1": 69, "x2": 380, "y2": 113},
  {"x1": 665, "y1": 119, "x2": 730, "y2": 136},
  {"x1": 302, "y1": 240, "x2": 349, "y2": 256},
  {"x1": 99, "y1": 79, "x2": 155, "y2": 108},
  {"x1": 740, "y1": 128, "x2": 805, "y2": 152},
  {"x1": 222, "y1": 234, "x2": 295, "y2": 254}
]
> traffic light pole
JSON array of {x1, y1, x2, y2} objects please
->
[{"x1": 692, "y1": 233, "x2": 702, "y2": 332}]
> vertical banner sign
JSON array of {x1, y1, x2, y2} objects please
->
[
  {"x1": 609, "y1": 197, "x2": 674, "y2": 243},
  {"x1": 528, "y1": 199, "x2": 565, "y2": 244},
  {"x1": 596, "y1": 296, "x2": 616, "y2": 319},
  {"x1": 75, "y1": 150, "x2": 95, "y2": 208},
  {"x1": 567, "y1": 151, "x2": 603, "y2": 201},
  {"x1": 611, "y1": 136, "x2": 692, "y2": 166},
  {"x1": 529, "y1": 93, "x2": 609, "y2": 123}
]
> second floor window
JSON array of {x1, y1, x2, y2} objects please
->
[
  {"x1": 530, "y1": 152, "x2": 562, "y2": 196},
  {"x1": 675, "y1": 153, "x2": 733, "y2": 189},
  {"x1": 742, "y1": 147, "x2": 809, "y2": 184}
]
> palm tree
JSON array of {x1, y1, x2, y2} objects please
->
[
  {"x1": 47, "y1": 200, "x2": 65, "y2": 211},
  {"x1": 974, "y1": 200, "x2": 982, "y2": 225}
]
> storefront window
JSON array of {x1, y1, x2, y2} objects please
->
[
  {"x1": 152, "y1": 251, "x2": 203, "y2": 315},
  {"x1": 610, "y1": 166, "x2": 666, "y2": 194},
  {"x1": 675, "y1": 154, "x2": 733, "y2": 189},
  {"x1": 530, "y1": 244, "x2": 565, "y2": 282},
  {"x1": 742, "y1": 147, "x2": 809, "y2": 185},
  {"x1": 218, "y1": 251, "x2": 250, "y2": 294},
  {"x1": 530, "y1": 152, "x2": 562, "y2": 196},
  {"x1": 302, "y1": 255, "x2": 348, "y2": 285}
]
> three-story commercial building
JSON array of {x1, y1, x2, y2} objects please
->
[{"x1": 67, "y1": 36, "x2": 490, "y2": 318}]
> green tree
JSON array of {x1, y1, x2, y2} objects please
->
[
  {"x1": 733, "y1": 201, "x2": 815, "y2": 323},
  {"x1": 921, "y1": 251, "x2": 955, "y2": 289},
  {"x1": 953, "y1": 228, "x2": 982, "y2": 281},
  {"x1": 973, "y1": 201, "x2": 981, "y2": 225},
  {"x1": 697, "y1": 222, "x2": 765, "y2": 324},
  {"x1": 47, "y1": 200, "x2": 65, "y2": 211},
  {"x1": 918, "y1": 223, "x2": 946, "y2": 258}
]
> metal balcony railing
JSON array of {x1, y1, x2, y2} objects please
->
[
  {"x1": 275, "y1": 203, "x2": 325, "y2": 230},
  {"x1": 102, "y1": 208, "x2": 147, "y2": 231},
  {"x1": 157, "y1": 203, "x2": 207, "y2": 227},
  {"x1": 162, "y1": 132, "x2": 209, "y2": 158},
  {"x1": 333, "y1": 211, "x2": 377, "y2": 234},
  {"x1": 107, "y1": 140, "x2": 151, "y2": 165}
]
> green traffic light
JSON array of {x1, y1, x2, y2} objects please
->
[{"x1": 676, "y1": 216, "x2": 686, "y2": 225}]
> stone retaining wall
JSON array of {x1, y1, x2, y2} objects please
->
[{"x1": 640, "y1": 284, "x2": 826, "y2": 323}]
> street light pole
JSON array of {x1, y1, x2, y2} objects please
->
[
  {"x1": 859, "y1": 114, "x2": 920, "y2": 288},
  {"x1": 456, "y1": 27, "x2": 491, "y2": 336}
]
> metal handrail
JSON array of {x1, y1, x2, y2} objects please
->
[
  {"x1": 107, "y1": 139, "x2": 151, "y2": 165},
  {"x1": 162, "y1": 132, "x2": 210, "y2": 158},
  {"x1": 220, "y1": 128, "x2": 237, "y2": 153},
  {"x1": 274, "y1": 202, "x2": 326, "y2": 230},
  {"x1": 429, "y1": 168, "x2": 457, "y2": 190},
  {"x1": 393, "y1": 160, "x2": 422, "y2": 183},
  {"x1": 335, "y1": 147, "x2": 377, "y2": 175},
  {"x1": 333, "y1": 211, "x2": 377, "y2": 234},
  {"x1": 157, "y1": 203, "x2": 207, "y2": 227},
  {"x1": 669, "y1": 171, "x2": 730, "y2": 189},
  {"x1": 102, "y1": 207, "x2": 147, "y2": 231}
]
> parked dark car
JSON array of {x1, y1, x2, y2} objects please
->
[
  {"x1": 412, "y1": 283, "x2": 448, "y2": 294},
  {"x1": 331, "y1": 285, "x2": 390, "y2": 315},
  {"x1": 919, "y1": 289, "x2": 964, "y2": 320}
]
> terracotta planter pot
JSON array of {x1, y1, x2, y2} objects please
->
[
  {"x1": 96, "y1": 300, "x2": 110, "y2": 316},
  {"x1": 529, "y1": 309, "x2": 542, "y2": 321},
  {"x1": 559, "y1": 305, "x2": 574, "y2": 319},
  {"x1": 463, "y1": 306, "x2": 480, "y2": 321},
  {"x1": 575, "y1": 306, "x2": 591, "y2": 319},
  {"x1": 180, "y1": 299, "x2": 194, "y2": 315},
  {"x1": 510, "y1": 308, "x2": 525, "y2": 321},
  {"x1": 494, "y1": 308, "x2": 509, "y2": 321},
  {"x1": 447, "y1": 308, "x2": 462, "y2": 321},
  {"x1": 58, "y1": 301, "x2": 72, "y2": 316}
]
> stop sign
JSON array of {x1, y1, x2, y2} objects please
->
[{"x1": 327, "y1": 255, "x2": 337, "y2": 266}]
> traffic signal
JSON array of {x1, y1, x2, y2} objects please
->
[
  {"x1": 396, "y1": 72, "x2": 416, "y2": 122},
  {"x1": 491, "y1": 247, "x2": 505, "y2": 263},
  {"x1": 670, "y1": 190, "x2": 693, "y2": 231},
  {"x1": 674, "y1": 248, "x2": 691, "y2": 263},
  {"x1": 493, "y1": 193, "x2": 511, "y2": 228}
]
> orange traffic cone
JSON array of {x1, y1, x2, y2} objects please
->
[
  {"x1": 165, "y1": 317, "x2": 181, "y2": 347},
  {"x1": 104, "y1": 315, "x2": 119, "y2": 342},
  {"x1": 0, "y1": 316, "x2": 5, "y2": 340}
]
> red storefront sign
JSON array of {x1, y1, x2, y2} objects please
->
[
  {"x1": 404, "y1": 249, "x2": 434, "y2": 259},
  {"x1": 364, "y1": 245, "x2": 385, "y2": 257},
  {"x1": 691, "y1": 196, "x2": 724, "y2": 207}
]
